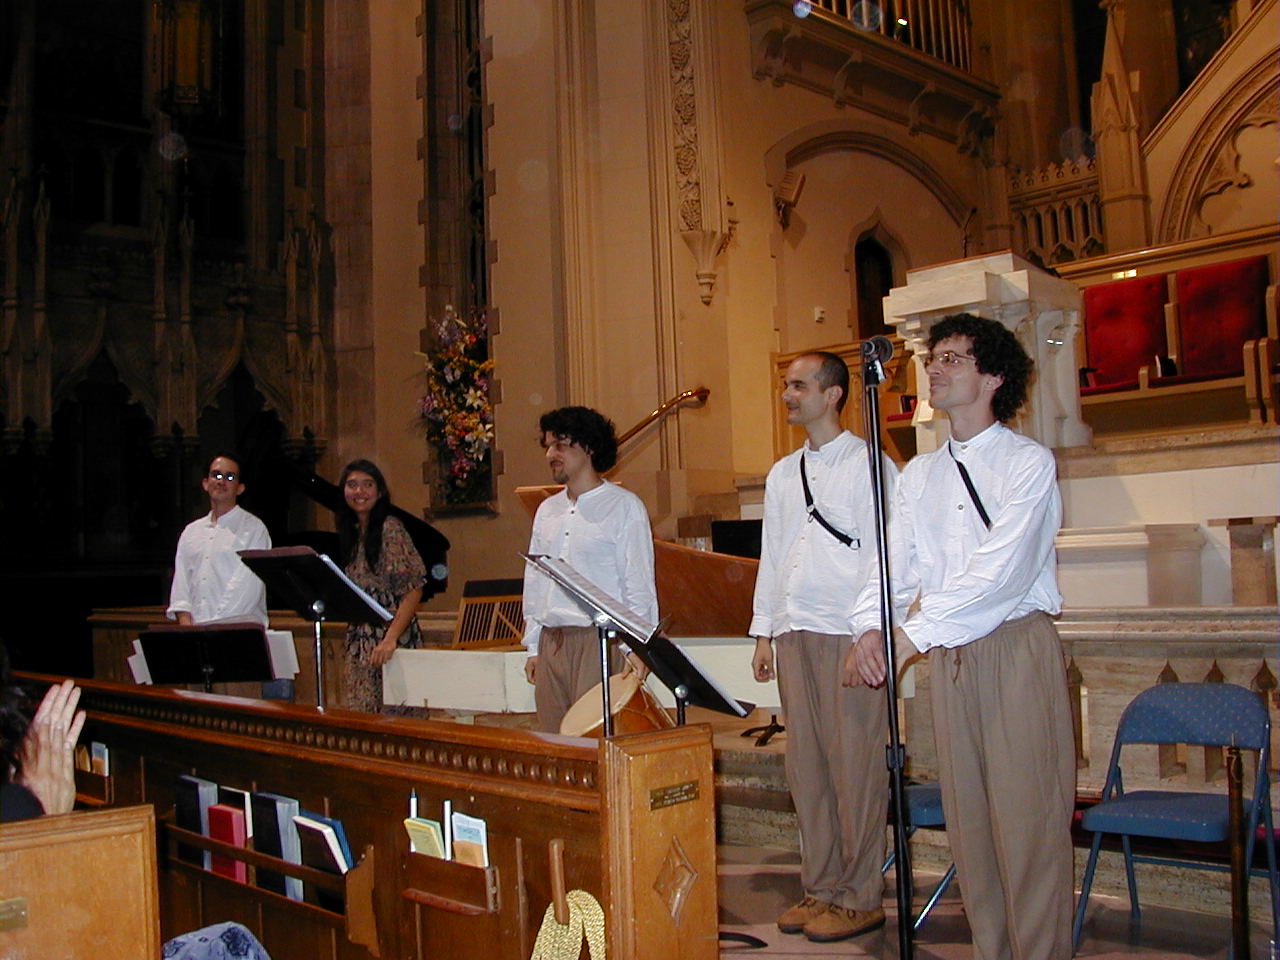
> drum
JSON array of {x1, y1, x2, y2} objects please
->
[{"x1": 559, "y1": 672, "x2": 675, "y2": 738}]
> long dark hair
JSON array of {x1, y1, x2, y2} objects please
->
[
  {"x1": 336, "y1": 459, "x2": 392, "y2": 569},
  {"x1": 0, "y1": 644, "x2": 31, "y2": 786}
]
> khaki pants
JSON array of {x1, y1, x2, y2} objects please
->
[
  {"x1": 776, "y1": 631, "x2": 889, "y2": 911},
  {"x1": 534, "y1": 625, "x2": 622, "y2": 733},
  {"x1": 930, "y1": 611, "x2": 1076, "y2": 960}
]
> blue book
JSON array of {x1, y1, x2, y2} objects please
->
[
  {"x1": 295, "y1": 810, "x2": 352, "y2": 871},
  {"x1": 293, "y1": 811, "x2": 352, "y2": 911}
]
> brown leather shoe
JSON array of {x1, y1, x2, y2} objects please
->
[
  {"x1": 803, "y1": 905, "x2": 886, "y2": 942},
  {"x1": 775, "y1": 896, "x2": 829, "y2": 934}
]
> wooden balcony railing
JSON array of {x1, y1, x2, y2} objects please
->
[{"x1": 798, "y1": 0, "x2": 972, "y2": 72}]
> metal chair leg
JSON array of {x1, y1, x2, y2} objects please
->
[
  {"x1": 1072, "y1": 833, "x2": 1105, "y2": 954},
  {"x1": 1121, "y1": 834, "x2": 1140, "y2": 920},
  {"x1": 913, "y1": 862, "x2": 956, "y2": 932}
]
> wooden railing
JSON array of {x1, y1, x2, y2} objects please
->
[
  {"x1": 800, "y1": 0, "x2": 972, "y2": 72},
  {"x1": 616, "y1": 386, "x2": 710, "y2": 447}
]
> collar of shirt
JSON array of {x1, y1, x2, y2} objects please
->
[
  {"x1": 203, "y1": 504, "x2": 245, "y2": 527},
  {"x1": 803, "y1": 429, "x2": 855, "y2": 462},
  {"x1": 946, "y1": 420, "x2": 1004, "y2": 462}
]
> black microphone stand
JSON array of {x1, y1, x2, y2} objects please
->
[{"x1": 862, "y1": 335, "x2": 913, "y2": 959}]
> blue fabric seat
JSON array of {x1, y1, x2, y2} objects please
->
[{"x1": 1071, "y1": 682, "x2": 1278, "y2": 955}]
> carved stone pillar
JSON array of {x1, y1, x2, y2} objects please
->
[
  {"x1": 883, "y1": 251, "x2": 1093, "y2": 452},
  {"x1": 1091, "y1": 0, "x2": 1153, "y2": 251}
]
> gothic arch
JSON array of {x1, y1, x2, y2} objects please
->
[
  {"x1": 764, "y1": 121, "x2": 972, "y2": 228},
  {"x1": 1156, "y1": 52, "x2": 1279, "y2": 242}
]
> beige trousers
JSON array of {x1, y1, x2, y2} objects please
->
[
  {"x1": 930, "y1": 611, "x2": 1076, "y2": 960},
  {"x1": 776, "y1": 630, "x2": 890, "y2": 912},
  {"x1": 534, "y1": 625, "x2": 622, "y2": 733}
]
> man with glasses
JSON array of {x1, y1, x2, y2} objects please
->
[
  {"x1": 167, "y1": 454, "x2": 275, "y2": 654},
  {"x1": 749, "y1": 351, "x2": 895, "y2": 943},
  {"x1": 851, "y1": 314, "x2": 1075, "y2": 960}
]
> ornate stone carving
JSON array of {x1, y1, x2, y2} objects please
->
[
  {"x1": 667, "y1": 0, "x2": 733, "y2": 305},
  {"x1": 1157, "y1": 52, "x2": 1278, "y2": 241}
]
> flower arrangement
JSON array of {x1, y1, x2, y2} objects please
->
[{"x1": 419, "y1": 305, "x2": 495, "y2": 506}]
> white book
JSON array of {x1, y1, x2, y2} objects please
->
[{"x1": 450, "y1": 811, "x2": 489, "y2": 868}]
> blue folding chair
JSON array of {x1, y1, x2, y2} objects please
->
[
  {"x1": 1071, "y1": 682, "x2": 1279, "y2": 954},
  {"x1": 882, "y1": 782, "x2": 957, "y2": 931}
]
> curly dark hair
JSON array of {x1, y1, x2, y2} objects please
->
[
  {"x1": 0, "y1": 644, "x2": 31, "y2": 786},
  {"x1": 800, "y1": 351, "x2": 851, "y2": 413},
  {"x1": 927, "y1": 314, "x2": 1032, "y2": 422},
  {"x1": 538, "y1": 407, "x2": 619, "y2": 473},
  {"x1": 336, "y1": 459, "x2": 393, "y2": 569}
]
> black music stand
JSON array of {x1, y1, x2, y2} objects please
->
[
  {"x1": 138, "y1": 622, "x2": 275, "y2": 693},
  {"x1": 861, "y1": 335, "x2": 915, "y2": 960},
  {"x1": 522, "y1": 553, "x2": 749, "y2": 735},
  {"x1": 239, "y1": 546, "x2": 392, "y2": 711}
]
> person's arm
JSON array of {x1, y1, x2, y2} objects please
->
[
  {"x1": 747, "y1": 464, "x2": 784, "y2": 642},
  {"x1": 848, "y1": 452, "x2": 900, "y2": 640},
  {"x1": 370, "y1": 585, "x2": 423, "y2": 666},
  {"x1": 617, "y1": 497, "x2": 658, "y2": 628},
  {"x1": 902, "y1": 447, "x2": 1061, "y2": 652},
  {"x1": 18, "y1": 680, "x2": 86, "y2": 816},
  {"x1": 521, "y1": 514, "x2": 550, "y2": 676},
  {"x1": 167, "y1": 527, "x2": 194, "y2": 622},
  {"x1": 842, "y1": 452, "x2": 903, "y2": 687},
  {"x1": 748, "y1": 467, "x2": 786, "y2": 682},
  {"x1": 368, "y1": 518, "x2": 427, "y2": 666},
  {"x1": 751, "y1": 636, "x2": 775, "y2": 682}
]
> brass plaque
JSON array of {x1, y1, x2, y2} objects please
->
[
  {"x1": 0, "y1": 897, "x2": 29, "y2": 932},
  {"x1": 649, "y1": 779, "x2": 699, "y2": 810}
]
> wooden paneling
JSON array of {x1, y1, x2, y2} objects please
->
[
  {"x1": 0, "y1": 805, "x2": 161, "y2": 960},
  {"x1": 16, "y1": 673, "x2": 718, "y2": 960}
]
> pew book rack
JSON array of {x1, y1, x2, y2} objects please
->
[{"x1": 22, "y1": 671, "x2": 719, "y2": 960}]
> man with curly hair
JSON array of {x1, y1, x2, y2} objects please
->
[
  {"x1": 851, "y1": 314, "x2": 1075, "y2": 960},
  {"x1": 521, "y1": 406, "x2": 657, "y2": 732}
]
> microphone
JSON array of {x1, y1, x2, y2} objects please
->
[{"x1": 861, "y1": 335, "x2": 894, "y2": 364}]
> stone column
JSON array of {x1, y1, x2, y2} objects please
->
[
  {"x1": 1207, "y1": 516, "x2": 1279, "y2": 606},
  {"x1": 882, "y1": 251, "x2": 1093, "y2": 453}
]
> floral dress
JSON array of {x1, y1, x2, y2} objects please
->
[{"x1": 343, "y1": 515, "x2": 426, "y2": 712}]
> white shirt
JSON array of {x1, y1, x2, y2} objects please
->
[
  {"x1": 167, "y1": 505, "x2": 271, "y2": 626},
  {"x1": 891, "y1": 421, "x2": 1063, "y2": 653},
  {"x1": 749, "y1": 430, "x2": 895, "y2": 640},
  {"x1": 521, "y1": 482, "x2": 658, "y2": 656}
]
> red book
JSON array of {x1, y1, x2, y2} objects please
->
[{"x1": 208, "y1": 803, "x2": 248, "y2": 882}]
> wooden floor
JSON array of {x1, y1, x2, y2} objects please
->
[{"x1": 717, "y1": 844, "x2": 1278, "y2": 959}]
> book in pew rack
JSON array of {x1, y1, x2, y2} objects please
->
[
  {"x1": 293, "y1": 812, "x2": 352, "y2": 911},
  {"x1": 174, "y1": 774, "x2": 218, "y2": 870},
  {"x1": 208, "y1": 803, "x2": 248, "y2": 882},
  {"x1": 250, "y1": 791, "x2": 304, "y2": 901},
  {"x1": 217, "y1": 785, "x2": 254, "y2": 839}
]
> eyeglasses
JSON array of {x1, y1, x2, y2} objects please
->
[
  {"x1": 923, "y1": 350, "x2": 977, "y2": 368},
  {"x1": 208, "y1": 471, "x2": 238, "y2": 482}
]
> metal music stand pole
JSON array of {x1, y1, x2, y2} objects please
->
[
  {"x1": 862, "y1": 336, "x2": 914, "y2": 960},
  {"x1": 596, "y1": 621, "x2": 615, "y2": 738},
  {"x1": 311, "y1": 599, "x2": 326, "y2": 712}
]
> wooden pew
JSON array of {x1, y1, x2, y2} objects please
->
[
  {"x1": 15, "y1": 673, "x2": 719, "y2": 960},
  {"x1": 0, "y1": 805, "x2": 162, "y2": 958}
]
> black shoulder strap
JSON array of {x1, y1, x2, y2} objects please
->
[
  {"x1": 799, "y1": 455, "x2": 860, "y2": 548},
  {"x1": 949, "y1": 444, "x2": 992, "y2": 530}
]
